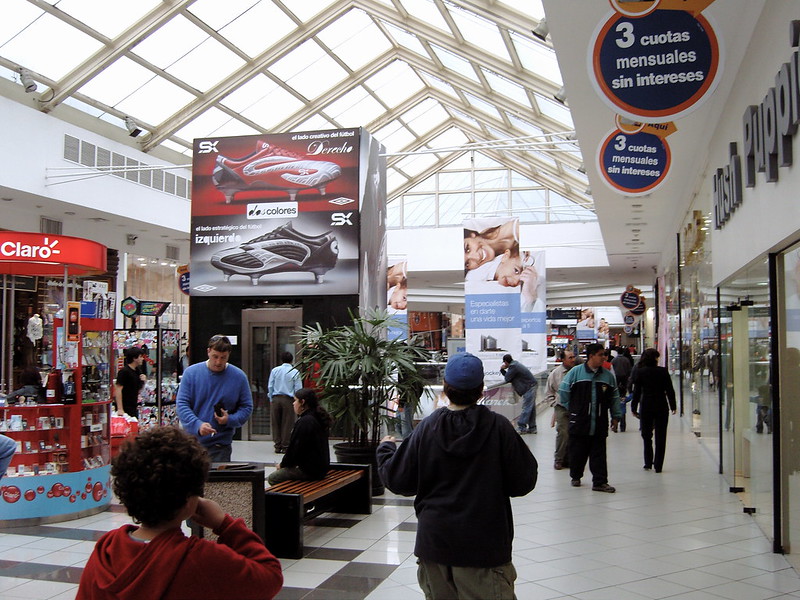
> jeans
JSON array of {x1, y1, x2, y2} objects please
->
[
  {"x1": 0, "y1": 434, "x2": 15, "y2": 480},
  {"x1": 398, "y1": 405, "x2": 415, "y2": 438},
  {"x1": 517, "y1": 384, "x2": 537, "y2": 432},
  {"x1": 206, "y1": 443, "x2": 232, "y2": 463}
]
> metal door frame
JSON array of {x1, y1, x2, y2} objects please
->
[{"x1": 240, "y1": 308, "x2": 302, "y2": 441}]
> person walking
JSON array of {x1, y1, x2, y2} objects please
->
[
  {"x1": 611, "y1": 347, "x2": 633, "y2": 432},
  {"x1": 377, "y1": 352, "x2": 537, "y2": 600},
  {"x1": 268, "y1": 352, "x2": 302, "y2": 454},
  {"x1": 545, "y1": 349, "x2": 576, "y2": 470},
  {"x1": 630, "y1": 348, "x2": 677, "y2": 473},
  {"x1": 176, "y1": 335, "x2": 253, "y2": 462},
  {"x1": 559, "y1": 343, "x2": 622, "y2": 492},
  {"x1": 501, "y1": 353, "x2": 538, "y2": 434}
]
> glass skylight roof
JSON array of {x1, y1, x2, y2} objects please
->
[{"x1": 1, "y1": 0, "x2": 590, "y2": 209}]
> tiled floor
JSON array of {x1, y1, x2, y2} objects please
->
[{"x1": 1, "y1": 410, "x2": 799, "y2": 599}]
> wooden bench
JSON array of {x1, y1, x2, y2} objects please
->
[{"x1": 264, "y1": 463, "x2": 371, "y2": 559}]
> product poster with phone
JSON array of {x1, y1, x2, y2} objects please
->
[{"x1": 190, "y1": 129, "x2": 362, "y2": 296}]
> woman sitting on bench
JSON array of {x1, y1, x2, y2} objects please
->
[{"x1": 268, "y1": 388, "x2": 332, "y2": 485}]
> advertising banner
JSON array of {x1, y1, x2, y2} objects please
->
[
  {"x1": 190, "y1": 129, "x2": 362, "y2": 296},
  {"x1": 464, "y1": 217, "x2": 522, "y2": 385},
  {"x1": 520, "y1": 250, "x2": 547, "y2": 375},
  {"x1": 387, "y1": 257, "x2": 408, "y2": 340}
]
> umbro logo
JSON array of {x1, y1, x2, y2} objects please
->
[
  {"x1": 193, "y1": 284, "x2": 217, "y2": 293},
  {"x1": 328, "y1": 197, "x2": 355, "y2": 206}
]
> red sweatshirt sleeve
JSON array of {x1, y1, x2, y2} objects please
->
[{"x1": 212, "y1": 515, "x2": 283, "y2": 598}]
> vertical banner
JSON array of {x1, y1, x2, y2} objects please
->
[
  {"x1": 520, "y1": 250, "x2": 547, "y2": 375},
  {"x1": 577, "y1": 308, "x2": 598, "y2": 341},
  {"x1": 463, "y1": 217, "x2": 521, "y2": 386},
  {"x1": 387, "y1": 257, "x2": 408, "y2": 340},
  {"x1": 190, "y1": 129, "x2": 362, "y2": 296}
]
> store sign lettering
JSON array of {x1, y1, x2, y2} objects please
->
[
  {"x1": 713, "y1": 23, "x2": 800, "y2": 229},
  {"x1": 1, "y1": 238, "x2": 60, "y2": 260}
]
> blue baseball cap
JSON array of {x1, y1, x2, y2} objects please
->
[{"x1": 444, "y1": 352, "x2": 484, "y2": 389}]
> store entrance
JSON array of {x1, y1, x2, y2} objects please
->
[{"x1": 240, "y1": 308, "x2": 302, "y2": 441}]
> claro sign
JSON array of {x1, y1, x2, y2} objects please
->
[
  {"x1": 0, "y1": 232, "x2": 106, "y2": 276},
  {"x1": 714, "y1": 23, "x2": 800, "y2": 229}
]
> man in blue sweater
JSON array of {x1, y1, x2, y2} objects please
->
[
  {"x1": 559, "y1": 343, "x2": 622, "y2": 492},
  {"x1": 177, "y1": 335, "x2": 253, "y2": 462},
  {"x1": 377, "y1": 352, "x2": 537, "y2": 600}
]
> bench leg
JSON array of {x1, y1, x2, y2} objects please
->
[
  {"x1": 329, "y1": 477, "x2": 372, "y2": 515},
  {"x1": 264, "y1": 493, "x2": 304, "y2": 559}
]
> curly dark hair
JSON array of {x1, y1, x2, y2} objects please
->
[{"x1": 112, "y1": 426, "x2": 209, "y2": 527}]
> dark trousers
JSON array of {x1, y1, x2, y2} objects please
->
[
  {"x1": 271, "y1": 394, "x2": 295, "y2": 451},
  {"x1": 640, "y1": 410, "x2": 669, "y2": 471},
  {"x1": 569, "y1": 433, "x2": 608, "y2": 486}
]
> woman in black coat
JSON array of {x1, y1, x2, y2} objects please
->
[{"x1": 630, "y1": 348, "x2": 676, "y2": 473}]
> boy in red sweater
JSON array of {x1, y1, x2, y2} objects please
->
[{"x1": 77, "y1": 427, "x2": 282, "y2": 599}]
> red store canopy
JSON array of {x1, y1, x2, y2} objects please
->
[{"x1": 0, "y1": 232, "x2": 107, "y2": 276}]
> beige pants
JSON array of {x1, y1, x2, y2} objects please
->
[{"x1": 417, "y1": 558, "x2": 517, "y2": 600}]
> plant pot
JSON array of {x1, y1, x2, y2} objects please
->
[{"x1": 333, "y1": 441, "x2": 384, "y2": 496}]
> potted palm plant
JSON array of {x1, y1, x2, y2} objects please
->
[{"x1": 294, "y1": 308, "x2": 430, "y2": 494}]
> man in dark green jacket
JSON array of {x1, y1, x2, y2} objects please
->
[{"x1": 559, "y1": 343, "x2": 622, "y2": 493}]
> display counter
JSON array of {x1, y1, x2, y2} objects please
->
[{"x1": 0, "y1": 400, "x2": 112, "y2": 525}]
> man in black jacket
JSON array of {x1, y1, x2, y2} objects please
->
[
  {"x1": 501, "y1": 353, "x2": 538, "y2": 434},
  {"x1": 377, "y1": 353, "x2": 537, "y2": 600}
]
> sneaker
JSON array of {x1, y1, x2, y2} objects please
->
[
  {"x1": 517, "y1": 428, "x2": 529, "y2": 435},
  {"x1": 592, "y1": 483, "x2": 616, "y2": 493},
  {"x1": 210, "y1": 222, "x2": 339, "y2": 285},
  {"x1": 571, "y1": 479, "x2": 581, "y2": 487},
  {"x1": 554, "y1": 461, "x2": 563, "y2": 470},
  {"x1": 212, "y1": 141, "x2": 342, "y2": 203}
]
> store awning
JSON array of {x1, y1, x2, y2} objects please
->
[{"x1": 0, "y1": 232, "x2": 107, "y2": 276}]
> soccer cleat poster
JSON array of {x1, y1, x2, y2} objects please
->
[{"x1": 190, "y1": 129, "x2": 364, "y2": 296}]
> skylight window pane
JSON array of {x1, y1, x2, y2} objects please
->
[
  {"x1": 269, "y1": 40, "x2": 348, "y2": 100},
  {"x1": 508, "y1": 114, "x2": 544, "y2": 137},
  {"x1": 439, "y1": 193, "x2": 472, "y2": 225},
  {"x1": 77, "y1": 57, "x2": 155, "y2": 107},
  {"x1": 174, "y1": 106, "x2": 232, "y2": 142},
  {"x1": 380, "y1": 22, "x2": 427, "y2": 57},
  {"x1": 438, "y1": 171, "x2": 471, "y2": 191},
  {"x1": 512, "y1": 190, "x2": 546, "y2": 222},
  {"x1": 475, "y1": 170, "x2": 509, "y2": 187},
  {"x1": 293, "y1": 114, "x2": 337, "y2": 132},
  {"x1": 387, "y1": 168, "x2": 409, "y2": 196},
  {"x1": 221, "y1": 74, "x2": 280, "y2": 112},
  {"x1": 481, "y1": 70, "x2": 529, "y2": 107},
  {"x1": 132, "y1": 15, "x2": 207, "y2": 69},
  {"x1": 55, "y1": 0, "x2": 159, "y2": 38},
  {"x1": 403, "y1": 100, "x2": 449, "y2": 135},
  {"x1": 536, "y1": 95, "x2": 573, "y2": 127},
  {"x1": 215, "y1": 1, "x2": 295, "y2": 58},
  {"x1": 387, "y1": 199, "x2": 402, "y2": 228},
  {"x1": 419, "y1": 72, "x2": 457, "y2": 98},
  {"x1": 451, "y1": 108, "x2": 480, "y2": 128},
  {"x1": 375, "y1": 122, "x2": 416, "y2": 153},
  {"x1": 403, "y1": 194, "x2": 436, "y2": 227},
  {"x1": 430, "y1": 44, "x2": 479, "y2": 83},
  {"x1": 511, "y1": 172, "x2": 541, "y2": 186},
  {"x1": 474, "y1": 153, "x2": 503, "y2": 168},
  {"x1": 428, "y1": 127, "x2": 470, "y2": 150},
  {"x1": 527, "y1": 149, "x2": 557, "y2": 169},
  {"x1": 398, "y1": 0, "x2": 450, "y2": 32},
  {"x1": 284, "y1": 0, "x2": 340, "y2": 22},
  {"x1": 116, "y1": 77, "x2": 196, "y2": 124},
  {"x1": 167, "y1": 37, "x2": 246, "y2": 92},
  {"x1": 462, "y1": 91, "x2": 502, "y2": 121},
  {"x1": 0, "y1": 1, "x2": 42, "y2": 47},
  {"x1": 475, "y1": 190, "x2": 509, "y2": 213},
  {"x1": 502, "y1": 0, "x2": 545, "y2": 20},
  {"x1": 208, "y1": 119, "x2": 260, "y2": 139},
  {"x1": 445, "y1": 154, "x2": 474, "y2": 169},
  {"x1": 317, "y1": 9, "x2": 393, "y2": 71},
  {"x1": 324, "y1": 87, "x2": 386, "y2": 127},
  {"x1": 510, "y1": 31, "x2": 562, "y2": 85},
  {"x1": 395, "y1": 152, "x2": 438, "y2": 178},
  {"x1": 189, "y1": 0, "x2": 261, "y2": 30},
  {"x1": 240, "y1": 86, "x2": 305, "y2": 129},
  {"x1": 415, "y1": 174, "x2": 437, "y2": 191},
  {"x1": 365, "y1": 60, "x2": 424, "y2": 106},
  {"x1": 62, "y1": 96, "x2": 104, "y2": 118},
  {"x1": 446, "y1": 6, "x2": 508, "y2": 60},
  {"x1": 1, "y1": 13, "x2": 102, "y2": 80}
]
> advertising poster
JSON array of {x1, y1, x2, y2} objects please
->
[
  {"x1": 463, "y1": 217, "x2": 522, "y2": 386},
  {"x1": 576, "y1": 308, "x2": 598, "y2": 341},
  {"x1": 520, "y1": 249, "x2": 547, "y2": 375},
  {"x1": 190, "y1": 129, "x2": 363, "y2": 296},
  {"x1": 387, "y1": 257, "x2": 408, "y2": 341}
]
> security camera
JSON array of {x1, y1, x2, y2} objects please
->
[{"x1": 126, "y1": 234, "x2": 138, "y2": 245}]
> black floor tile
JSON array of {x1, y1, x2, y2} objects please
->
[
  {"x1": 315, "y1": 574, "x2": 387, "y2": 596},
  {"x1": 395, "y1": 521, "x2": 417, "y2": 532},
  {"x1": 306, "y1": 516, "x2": 361, "y2": 528},
  {"x1": 336, "y1": 561, "x2": 397, "y2": 578},
  {"x1": 372, "y1": 497, "x2": 414, "y2": 506},
  {"x1": 8, "y1": 524, "x2": 106, "y2": 541},
  {"x1": 303, "y1": 547, "x2": 362, "y2": 561},
  {"x1": 274, "y1": 586, "x2": 313, "y2": 599}
]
